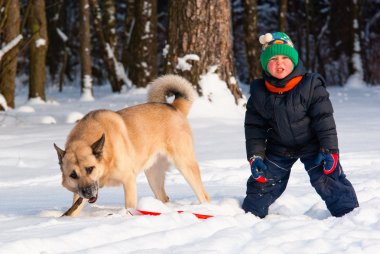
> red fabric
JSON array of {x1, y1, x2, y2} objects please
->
[
  {"x1": 137, "y1": 209, "x2": 213, "y2": 219},
  {"x1": 324, "y1": 153, "x2": 339, "y2": 174},
  {"x1": 265, "y1": 76, "x2": 303, "y2": 93}
]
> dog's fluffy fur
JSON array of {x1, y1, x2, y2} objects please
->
[{"x1": 54, "y1": 75, "x2": 210, "y2": 216}]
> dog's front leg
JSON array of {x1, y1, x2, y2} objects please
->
[{"x1": 123, "y1": 178, "x2": 137, "y2": 209}]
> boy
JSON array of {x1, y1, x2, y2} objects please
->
[{"x1": 242, "y1": 32, "x2": 359, "y2": 218}]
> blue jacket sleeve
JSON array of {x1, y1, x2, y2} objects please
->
[
  {"x1": 307, "y1": 75, "x2": 339, "y2": 150},
  {"x1": 244, "y1": 84, "x2": 268, "y2": 159}
]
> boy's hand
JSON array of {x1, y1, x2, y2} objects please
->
[
  {"x1": 249, "y1": 155, "x2": 268, "y2": 183},
  {"x1": 315, "y1": 149, "x2": 339, "y2": 175}
]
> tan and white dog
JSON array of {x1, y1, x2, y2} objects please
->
[{"x1": 54, "y1": 75, "x2": 210, "y2": 216}]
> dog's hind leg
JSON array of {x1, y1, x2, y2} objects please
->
[
  {"x1": 145, "y1": 154, "x2": 170, "y2": 203},
  {"x1": 172, "y1": 153, "x2": 210, "y2": 203}
]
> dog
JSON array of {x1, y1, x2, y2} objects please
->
[{"x1": 54, "y1": 75, "x2": 210, "y2": 216}]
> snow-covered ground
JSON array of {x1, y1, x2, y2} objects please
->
[{"x1": 1, "y1": 82, "x2": 380, "y2": 253}]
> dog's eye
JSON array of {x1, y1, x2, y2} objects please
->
[
  {"x1": 70, "y1": 171, "x2": 79, "y2": 179},
  {"x1": 85, "y1": 166, "x2": 94, "y2": 174}
]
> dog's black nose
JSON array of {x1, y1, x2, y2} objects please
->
[{"x1": 80, "y1": 186, "x2": 96, "y2": 199}]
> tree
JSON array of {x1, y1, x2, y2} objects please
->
[
  {"x1": 121, "y1": 0, "x2": 135, "y2": 71},
  {"x1": 279, "y1": 0, "x2": 287, "y2": 32},
  {"x1": 165, "y1": 0, "x2": 242, "y2": 103},
  {"x1": 80, "y1": 0, "x2": 93, "y2": 99},
  {"x1": 128, "y1": 0, "x2": 157, "y2": 87},
  {"x1": 0, "y1": 0, "x2": 21, "y2": 110},
  {"x1": 90, "y1": 0, "x2": 128, "y2": 92},
  {"x1": 28, "y1": 0, "x2": 48, "y2": 101},
  {"x1": 243, "y1": 0, "x2": 261, "y2": 81},
  {"x1": 328, "y1": 0, "x2": 355, "y2": 85}
]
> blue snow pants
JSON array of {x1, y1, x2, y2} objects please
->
[{"x1": 242, "y1": 153, "x2": 359, "y2": 218}]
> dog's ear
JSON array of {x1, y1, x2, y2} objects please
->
[
  {"x1": 91, "y1": 134, "x2": 105, "y2": 159},
  {"x1": 54, "y1": 143, "x2": 65, "y2": 169}
]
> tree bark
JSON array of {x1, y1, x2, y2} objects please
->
[
  {"x1": 279, "y1": 0, "x2": 288, "y2": 32},
  {"x1": 128, "y1": 0, "x2": 157, "y2": 87},
  {"x1": 80, "y1": 0, "x2": 93, "y2": 98},
  {"x1": 243, "y1": 0, "x2": 261, "y2": 81},
  {"x1": 165, "y1": 0, "x2": 242, "y2": 103},
  {"x1": 103, "y1": 0, "x2": 117, "y2": 50},
  {"x1": 122, "y1": 0, "x2": 135, "y2": 69},
  {"x1": 329, "y1": 0, "x2": 355, "y2": 84},
  {"x1": 28, "y1": 0, "x2": 48, "y2": 100},
  {"x1": 90, "y1": 0, "x2": 125, "y2": 92},
  {"x1": 0, "y1": 0, "x2": 20, "y2": 110}
]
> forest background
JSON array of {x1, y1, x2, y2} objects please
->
[{"x1": 0, "y1": 0, "x2": 379, "y2": 111}]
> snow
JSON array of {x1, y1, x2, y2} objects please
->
[
  {"x1": 80, "y1": 75, "x2": 94, "y2": 102},
  {"x1": 0, "y1": 94, "x2": 8, "y2": 110},
  {"x1": 1, "y1": 80, "x2": 380, "y2": 253},
  {"x1": 56, "y1": 28, "x2": 68, "y2": 42},
  {"x1": 35, "y1": 39, "x2": 46, "y2": 48},
  {"x1": 176, "y1": 54, "x2": 200, "y2": 71},
  {"x1": 0, "y1": 34, "x2": 23, "y2": 61}
]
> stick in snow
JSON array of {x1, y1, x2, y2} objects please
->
[{"x1": 61, "y1": 197, "x2": 84, "y2": 217}]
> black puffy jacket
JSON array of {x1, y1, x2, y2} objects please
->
[{"x1": 245, "y1": 61, "x2": 338, "y2": 159}]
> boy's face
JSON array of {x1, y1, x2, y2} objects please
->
[{"x1": 267, "y1": 55, "x2": 293, "y2": 79}]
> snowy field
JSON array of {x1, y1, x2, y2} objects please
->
[{"x1": 0, "y1": 81, "x2": 380, "y2": 253}]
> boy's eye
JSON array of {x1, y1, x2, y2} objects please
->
[{"x1": 70, "y1": 171, "x2": 79, "y2": 179}]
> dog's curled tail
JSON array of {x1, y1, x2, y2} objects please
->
[{"x1": 147, "y1": 74, "x2": 196, "y2": 116}]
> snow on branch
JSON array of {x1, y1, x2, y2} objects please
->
[
  {"x1": 176, "y1": 54, "x2": 200, "y2": 71},
  {"x1": 0, "y1": 34, "x2": 23, "y2": 62},
  {"x1": 56, "y1": 28, "x2": 68, "y2": 42}
]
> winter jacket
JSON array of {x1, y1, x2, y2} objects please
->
[{"x1": 245, "y1": 60, "x2": 338, "y2": 159}]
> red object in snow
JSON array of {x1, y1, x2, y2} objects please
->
[{"x1": 136, "y1": 209, "x2": 213, "y2": 220}]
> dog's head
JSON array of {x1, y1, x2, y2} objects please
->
[{"x1": 54, "y1": 134, "x2": 105, "y2": 203}]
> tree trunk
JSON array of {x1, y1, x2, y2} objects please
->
[
  {"x1": 165, "y1": 0, "x2": 242, "y2": 103},
  {"x1": 103, "y1": 0, "x2": 117, "y2": 50},
  {"x1": 128, "y1": 0, "x2": 157, "y2": 87},
  {"x1": 243, "y1": 0, "x2": 261, "y2": 81},
  {"x1": 90, "y1": 0, "x2": 126, "y2": 92},
  {"x1": 80, "y1": 0, "x2": 93, "y2": 99},
  {"x1": 0, "y1": 0, "x2": 20, "y2": 110},
  {"x1": 122, "y1": 0, "x2": 135, "y2": 70},
  {"x1": 329, "y1": 0, "x2": 355, "y2": 85},
  {"x1": 28, "y1": 0, "x2": 48, "y2": 100},
  {"x1": 279, "y1": 0, "x2": 288, "y2": 32}
]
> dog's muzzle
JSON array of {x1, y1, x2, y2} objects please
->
[{"x1": 79, "y1": 184, "x2": 98, "y2": 203}]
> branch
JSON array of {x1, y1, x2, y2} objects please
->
[{"x1": 0, "y1": 34, "x2": 23, "y2": 61}]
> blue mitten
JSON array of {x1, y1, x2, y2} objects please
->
[
  {"x1": 315, "y1": 149, "x2": 339, "y2": 175},
  {"x1": 249, "y1": 155, "x2": 268, "y2": 183}
]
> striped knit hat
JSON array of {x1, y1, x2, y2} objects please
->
[{"x1": 259, "y1": 32, "x2": 299, "y2": 73}]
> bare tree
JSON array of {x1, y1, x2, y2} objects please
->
[
  {"x1": 0, "y1": 0, "x2": 21, "y2": 110},
  {"x1": 128, "y1": 0, "x2": 157, "y2": 87},
  {"x1": 80, "y1": 0, "x2": 93, "y2": 99},
  {"x1": 122, "y1": 0, "x2": 135, "y2": 71},
  {"x1": 243, "y1": 0, "x2": 261, "y2": 81},
  {"x1": 279, "y1": 0, "x2": 288, "y2": 32},
  {"x1": 90, "y1": 0, "x2": 127, "y2": 92},
  {"x1": 328, "y1": 0, "x2": 355, "y2": 84},
  {"x1": 103, "y1": 0, "x2": 117, "y2": 50},
  {"x1": 28, "y1": 0, "x2": 48, "y2": 101},
  {"x1": 165, "y1": 0, "x2": 242, "y2": 103}
]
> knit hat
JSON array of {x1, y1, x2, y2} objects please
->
[{"x1": 259, "y1": 32, "x2": 299, "y2": 73}]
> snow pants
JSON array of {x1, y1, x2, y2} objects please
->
[{"x1": 242, "y1": 153, "x2": 359, "y2": 218}]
